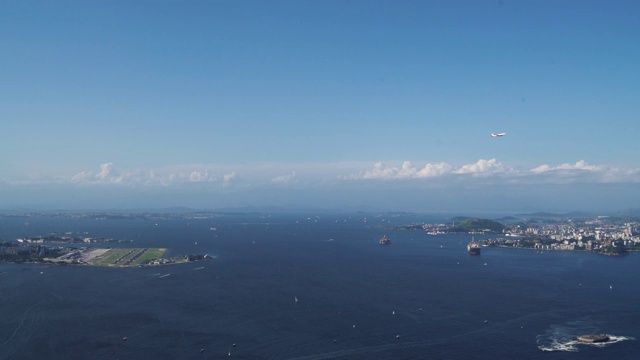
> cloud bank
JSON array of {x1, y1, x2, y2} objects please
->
[
  {"x1": 4, "y1": 159, "x2": 640, "y2": 190},
  {"x1": 68, "y1": 163, "x2": 237, "y2": 187},
  {"x1": 355, "y1": 161, "x2": 453, "y2": 179},
  {"x1": 349, "y1": 159, "x2": 639, "y2": 184},
  {"x1": 3, "y1": 159, "x2": 640, "y2": 213}
]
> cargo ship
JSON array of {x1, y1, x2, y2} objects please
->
[
  {"x1": 467, "y1": 237, "x2": 481, "y2": 255},
  {"x1": 379, "y1": 234, "x2": 391, "y2": 245}
]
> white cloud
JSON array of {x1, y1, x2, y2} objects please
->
[
  {"x1": 70, "y1": 162, "x2": 128, "y2": 184},
  {"x1": 354, "y1": 159, "x2": 503, "y2": 180},
  {"x1": 223, "y1": 172, "x2": 236, "y2": 182},
  {"x1": 531, "y1": 160, "x2": 605, "y2": 173},
  {"x1": 271, "y1": 171, "x2": 297, "y2": 184},
  {"x1": 349, "y1": 159, "x2": 640, "y2": 185},
  {"x1": 527, "y1": 160, "x2": 640, "y2": 184},
  {"x1": 70, "y1": 171, "x2": 93, "y2": 183},
  {"x1": 530, "y1": 164, "x2": 551, "y2": 173},
  {"x1": 357, "y1": 161, "x2": 454, "y2": 180},
  {"x1": 96, "y1": 163, "x2": 114, "y2": 179},
  {"x1": 416, "y1": 162, "x2": 453, "y2": 177},
  {"x1": 188, "y1": 170, "x2": 216, "y2": 182},
  {"x1": 70, "y1": 163, "x2": 222, "y2": 186},
  {"x1": 360, "y1": 162, "x2": 397, "y2": 179},
  {"x1": 453, "y1": 159, "x2": 505, "y2": 175}
]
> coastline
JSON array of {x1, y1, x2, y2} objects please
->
[{"x1": 486, "y1": 243, "x2": 636, "y2": 256}]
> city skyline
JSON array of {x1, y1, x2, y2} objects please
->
[{"x1": 2, "y1": 1, "x2": 639, "y2": 213}]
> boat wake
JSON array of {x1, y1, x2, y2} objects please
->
[
  {"x1": 538, "y1": 338, "x2": 579, "y2": 352},
  {"x1": 538, "y1": 335, "x2": 633, "y2": 352},
  {"x1": 537, "y1": 320, "x2": 634, "y2": 352}
]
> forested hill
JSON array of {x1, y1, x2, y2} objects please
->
[{"x1": 446, "y1": 218, "x2": 505, "y2": 233}]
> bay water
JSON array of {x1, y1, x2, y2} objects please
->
[{"x1": 0, "y1": 213, "x2": 637, "y2": 359}]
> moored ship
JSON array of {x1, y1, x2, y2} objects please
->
[
  {"x1": 379, "y1": 234, "x2": 391, "y2": 245},
  {"x1": 467, "y1": 239, "x2": 481, "y2": 255}
]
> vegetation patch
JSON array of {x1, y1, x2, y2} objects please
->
[
  {"x1": 134, "y1": 248, "x2": 167, "y2": 265},
  {"x1": 446, "y1": 218, "x2": 505, "y2": 233}
]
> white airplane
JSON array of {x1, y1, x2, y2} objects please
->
[{"x1": 491, "y1": 132, "x2": 506, "y2": 137}]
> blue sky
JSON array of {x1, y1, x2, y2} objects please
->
[{"x1": 1, "y1": 1, "x2": 639, "y2": 213}]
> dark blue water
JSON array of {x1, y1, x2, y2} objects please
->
[{"x1": 0, "y1": 213, "x2": 637, "y2": 359}]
